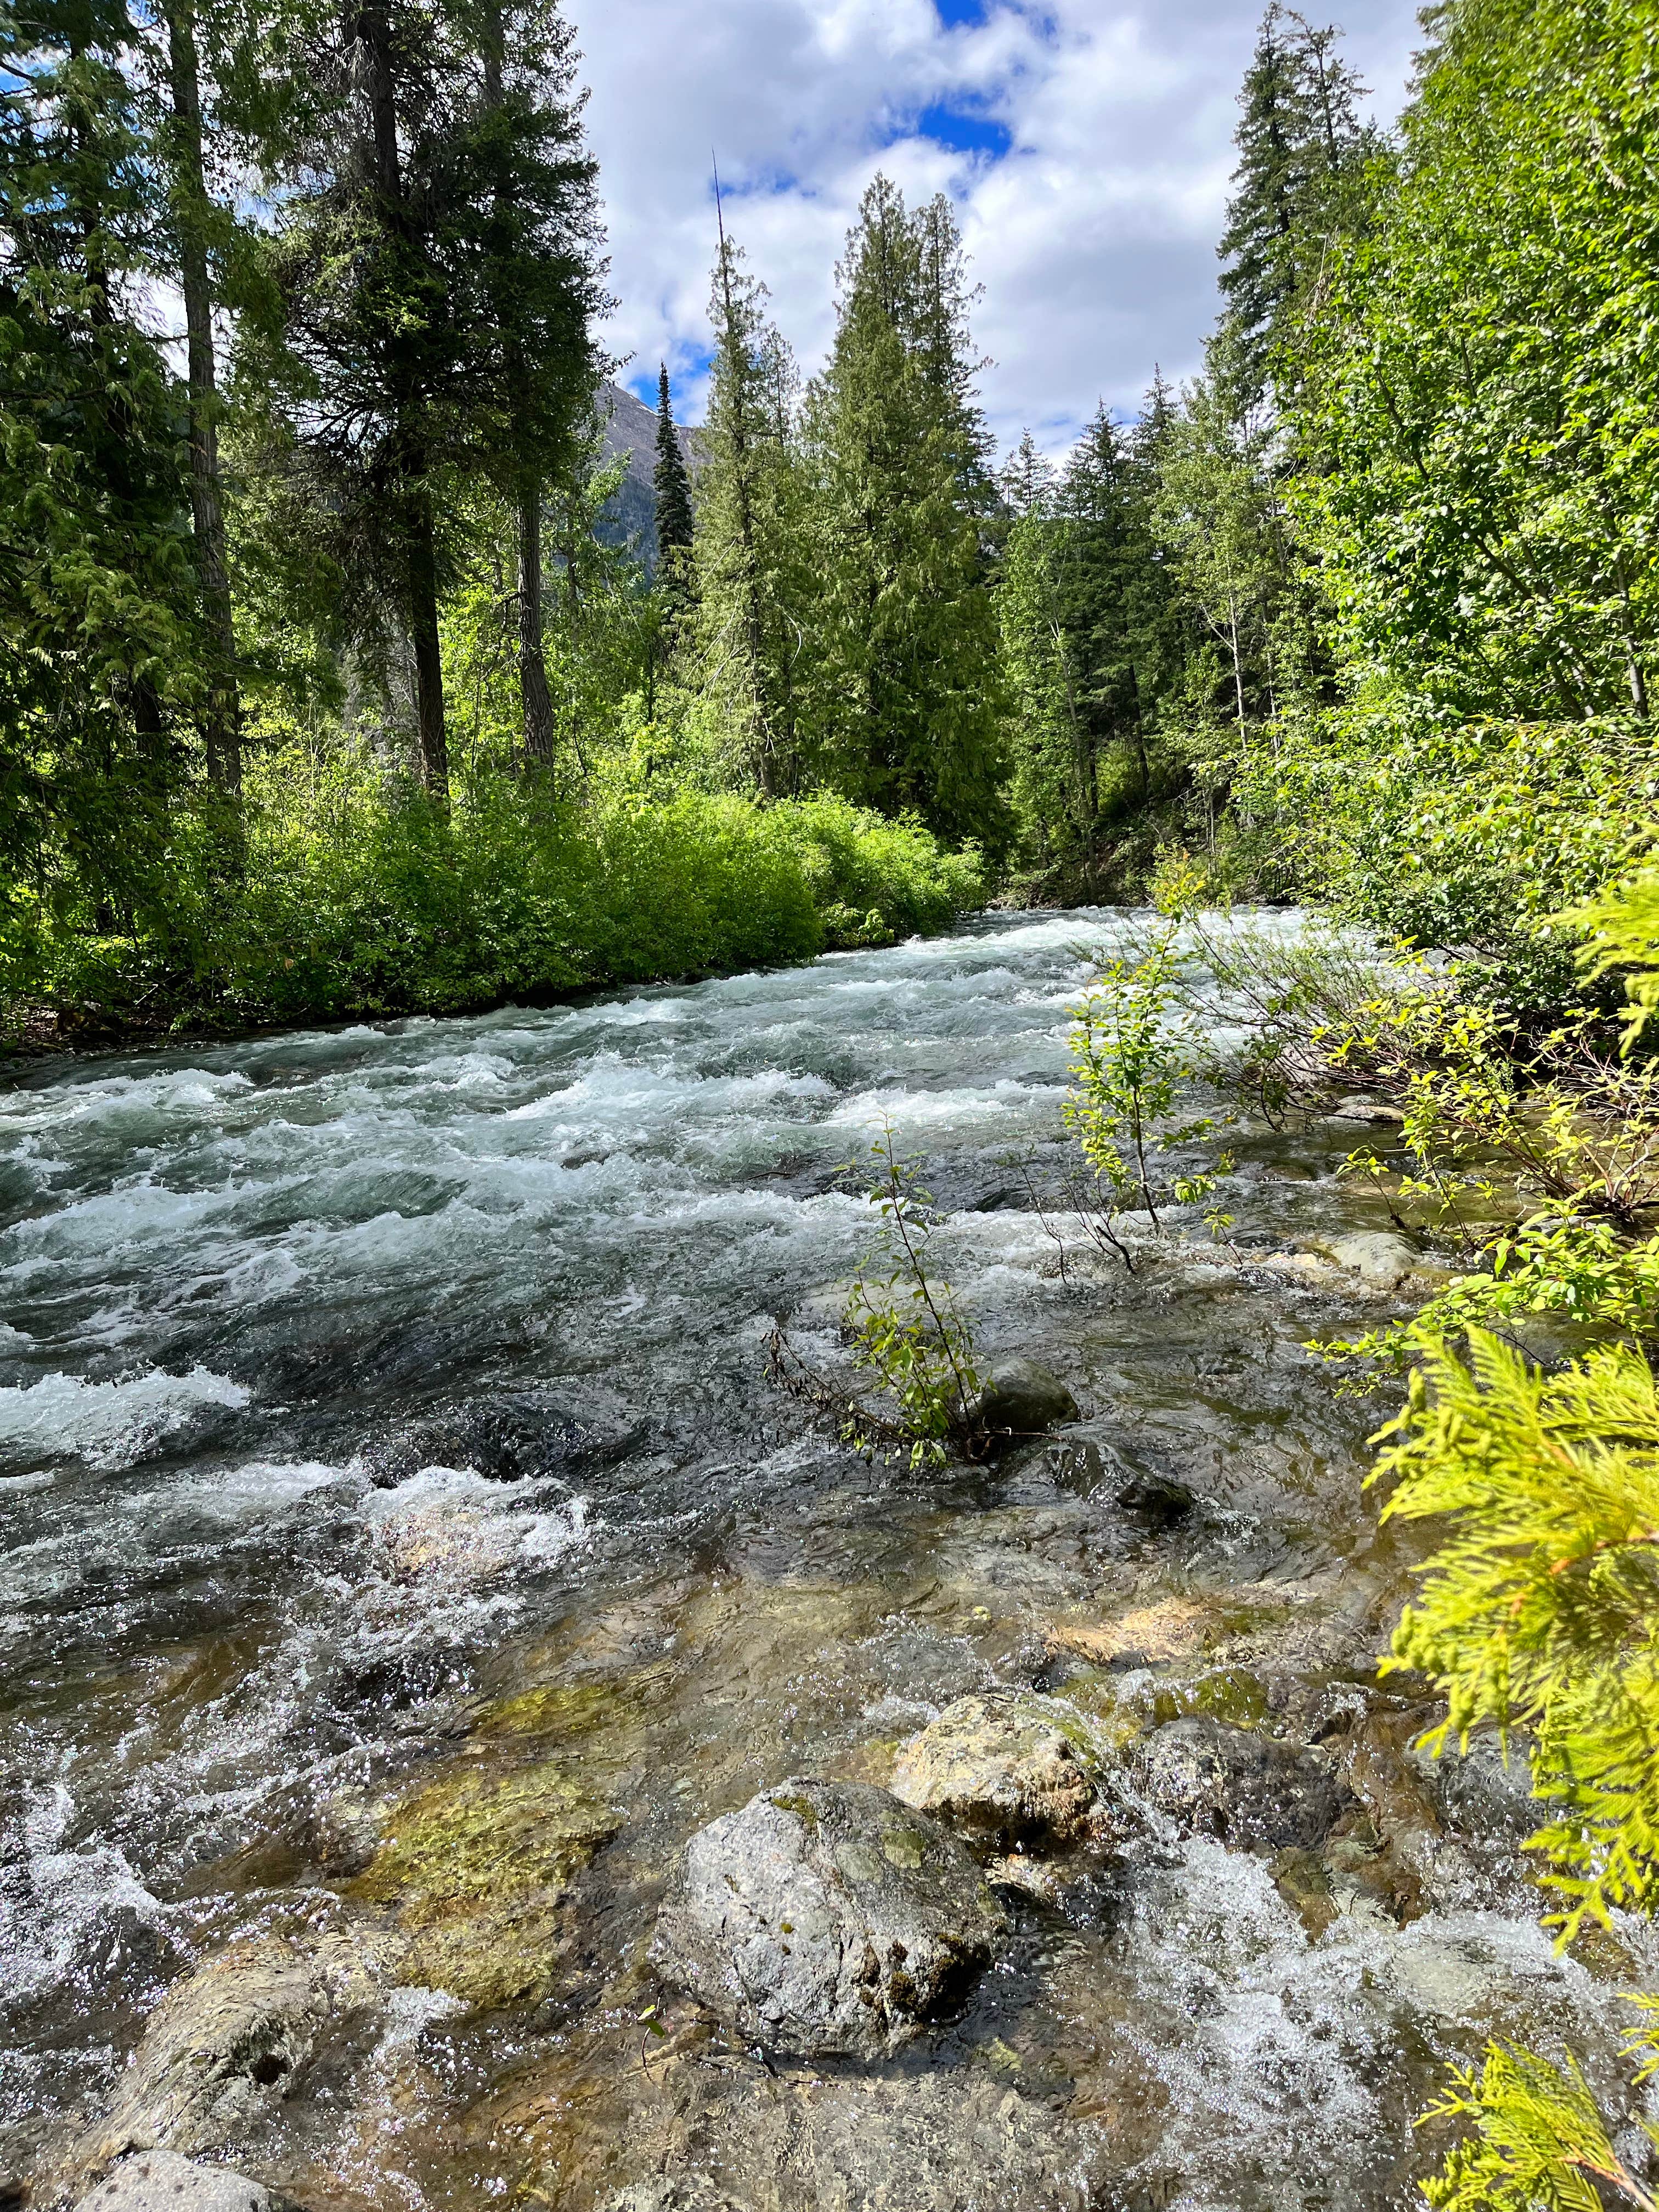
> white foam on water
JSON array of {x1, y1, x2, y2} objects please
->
[{"x1": 0, "y1": 1365, "x2": 250, "y2": 1469}]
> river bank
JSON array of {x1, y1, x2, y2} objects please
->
[{"x1": 0, "y1": 909, "x2": 1644, "y2": 2212}]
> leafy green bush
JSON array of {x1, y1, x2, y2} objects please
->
[{"x1": 2, "y1": 747, "x2": 986, "y2": 1033}]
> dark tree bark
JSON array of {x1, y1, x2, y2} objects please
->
[
  {"x1": 518, "y1": 484, "x2": 556, "y2": 768},
  {"x1": 406, "y1": 481, "x2": 450, "y2": 796},
  {"x1": 162, "y1": 0, "x2": 240, "y2": 793}
]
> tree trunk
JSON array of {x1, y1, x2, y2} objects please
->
[
  {"x1": 163, "y1": 0, "x2": 239, "y2": 794},
  {"x1": 407, "y1": 489, "x2": 449, "y2": 797},
  {"x1": 518, "y1": 483, "x2": 556, "y2": 769}
]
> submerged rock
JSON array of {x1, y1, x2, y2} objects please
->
[
  {"x1": 354, "y1": 1756, "x2": 619, "y2": 2008},
  {"x1": 890, "y1": 1692, "x2": 1100, "y2": 1850},
  {"x1": 650, "y1": 1778, "x2": 1006, "y2": 2058},
  {"x1": 1134, "y1": 1718, "x2": 1341, "y2": 1852},
  {"x1": 75, "y1": 2152, "x2": 273, "y2": 2212},
  {"x1": 77, "y1": 1942, "x2": 331, "y2": 2169},
  {"x1": 1321, "y1": 1232, "x2": 1419, "y2": 1291},
  {"x1": 970, "y1": 1358, "x2": 1079, "y2": 1442},
  {"x1": 537, "y1": 2058, "x2": 1110, "y2": 2211}
]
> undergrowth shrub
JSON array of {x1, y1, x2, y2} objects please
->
[{"x1": 2, "y1": 746, "x2": 986, "y2": 1032}]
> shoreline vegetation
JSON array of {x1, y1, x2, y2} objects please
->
[
  {"x1": 8, "y1": 0, "x2": 1659, "y2": 2198},
  {"x1": 0, "y1": 783, "x2": 983, "y2": 1054}
]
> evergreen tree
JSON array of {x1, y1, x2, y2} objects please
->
[
  {"x1": 259, "y1": 0, "x2": 601, "y2": 797},
  {"x1": 469, "y1": 0, "x2": 605, "y2": 772},
  {"x1": 689, "y1": 208, "x2": 806, "y2": 795},
  {"x1": 799, "y1": 174, "x2": 1006, "y2": 847},
  {"x1": 1, "y1": 0, "x2": 207, "y2": 921},
  {"x1": 1000, "y1": 430, "x2": 1055, "y2": 518},
  {"x1": 652, "y1": 363, "x2": 696, "y2": 571},
  {"x1": 651, "y1": 358, "x2": 696, "y2": 664},
  {"x1": 1217, "y1": 4, "x2": 1374, "y2": 413}
]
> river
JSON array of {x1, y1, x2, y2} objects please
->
[{"x1": 0, "y1": 910, "x2": 1640, "y2": 2211}]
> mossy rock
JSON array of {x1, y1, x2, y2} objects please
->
[
  {"x1": 475, "y1": 1677, "x2": 637, "y2": 1743},
  {"x1": 353, "y1": 1757, "x2": 618, "y2": 2008}
]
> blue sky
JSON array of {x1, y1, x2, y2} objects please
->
[{"x1": 575, "y1": 0, "x2": 1424, "y2": 457}]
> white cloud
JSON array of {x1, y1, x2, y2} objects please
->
[{"x1": 574, "y1": 0, "x2": 1423, "y2": 454}]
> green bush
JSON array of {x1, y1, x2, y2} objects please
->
[{"x1": 2, "y1": 746, "x2": 985, "y2": 1033}]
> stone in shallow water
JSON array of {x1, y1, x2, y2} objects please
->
[
  {"x1": 970, "y1": 1358, "x2": 1079, "y2": 1442},
  {"x1": 76, "y1": 2152, "x2": 273, "y2": 2212},
  {"x1": 548, "y1": 2061, "x2": 1111, "y2": 2211},
  {"x1": 1321, "y1": 1231, "x2": 1419, "y2": 1290},
  {"x1": 77, "y1": 1943, "x2": 331, "y2": 2169},
  {"x1": 890, "y1": 1691, "x2": 1099, "y2": 1850},
  {"x1": 1134, "y1": 1717, "x2": 1341, "y2": 1851},
  {"x1": 650, "y1": 1778, "x2": 1006, "y2": 2058},
  {"x1": 353, "y1": 1756, "x2": 619, "y2": 2007}
]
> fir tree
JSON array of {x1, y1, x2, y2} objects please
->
[
  {"x1": 1217, "y1": 5, "x2": 1373, "y2": 413},
  {"x1": 1, "y1": 0, "x2": 207, "y2": 909},
  {"x1": 260, "y1": 0, "x2": 602, "y2": 796},
  {"x1": 689, "y1": 207, "x2": 806, "y2": 794},
  {"x1": 652, "y1": 362, "x2": 695, "y2": 592},
  {"x1": 799, "y1": 174, "x2": 1006, "y2": 848}
]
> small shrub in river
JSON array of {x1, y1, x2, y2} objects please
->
[
  {"x1": 1057, "y1": 926, "x2": 1233, "y2": 1267},
  {"x1": 838, "y1": 1123, "x2": 984, "y2": 1471},
  {"x1": 767, "y1": 1121, "x2": 985, "y2": 1471}
]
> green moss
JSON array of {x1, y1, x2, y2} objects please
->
[
  {"x1": 1182, "y1": 1668, "x2": 1272, "y2": 1729},
  {"x1": 475, "y1": 1678, "x2": 632, "y2": 1742},
  {"x1": 353, "y1": 1756, "x2": 618, "y2": 2008},
  {"x1": 768, "y1": 1791, "x2": 820, "y2": 1832}
]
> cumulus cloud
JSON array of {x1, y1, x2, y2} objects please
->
[{"x1": 574, "y1": 0, "x2": 1423, "y2": 454}]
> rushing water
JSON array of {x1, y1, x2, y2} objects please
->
[{"x1": 0, "y1": 911, "x2": 1646, "y2": 2211}]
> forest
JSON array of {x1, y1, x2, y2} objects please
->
[
  {"x1": 7, "y1": 0, "x2": 1659, "y2": 2200},
  {"x1": 2, "y1": 0, "x2": 1652, "y2": 1040}
]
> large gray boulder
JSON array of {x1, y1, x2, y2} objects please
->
[
  {"x1": 650, "y1": 1779, "x2": 1006, "y2": 2058},
  {"x1": 890, "y1": 1692, "x2": 1099, "y2": 1851},
  {"x1": 1134, "y1": 1718, "x2": 1341, "y2": 1852},
  {"x1": 75, "y1": 2152, "x2": 272, "y2": 2212}
]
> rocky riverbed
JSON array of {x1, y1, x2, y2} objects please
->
[{"x1": 1, "y1": 910, "x2": 1651, "y2": 2212}]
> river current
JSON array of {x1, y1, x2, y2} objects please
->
[{"x1": 0, "y1": 910, "x2": 1644, "y2": 2211}]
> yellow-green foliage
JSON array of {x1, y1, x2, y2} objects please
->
[
  {"x1": 1420, "y1": 2038, "x2": 1659, "y2": 2212},
  {"x1": 1571, "y1": 855, "x2": 1659, "y2": 1048},
  {"x1": 5, "y1": 745, "x2": 984, "y2": 1029},
  {"x1": 1377, "y1": 1330, "x2": 1659, "y2": 1937}
]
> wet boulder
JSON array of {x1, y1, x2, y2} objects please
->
[
  {"x1": 650, "y1": 1778, "x2": 1006, "y2": 2058},
  {"x1": 890, "y1": 1692, "x2": 1100, "y2": 1851},
  {"x1": 1133, "y1": 1718, "x2": 1340, "y2": 1852},
  {"x1": 75, "y1": 2151, "x2": 273, "y2": 2212},
  {"x1": 970, "y1": 1359, "x2": 1079, "y2": 1442},
  {"x1": 77, "y1": 1942, "x2": 331, "y2": 2169},
  {"x1": 1321, "y1": 1232, "x2": 1419, "y2": 1291}
]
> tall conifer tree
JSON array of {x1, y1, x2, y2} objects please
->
[
  {"x1": 689, "y1": 207, "x2": 805, "y2": 794},
  {"x1": 652, "y1": 360, "x2": 696, "y2": 638},
  {"x1": 652, "y1": 364, "x2": 695, "y2": 566},
  {"x1": 799, "y1": 174, "x2": 1005, "y2": 847},
  {"x1": 1217, "y1": 4, "x2": 1373, "y2": 413}
]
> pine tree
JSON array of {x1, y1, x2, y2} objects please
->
[
  {"x1": 799, "y1": 174, "x2": 1006, "y2": 848},
  {"x1": 1000, "y1": 430, "x2": 1055, "y2": 518},
  {"x1": 1, "y1": 0, "x2": 207, "y2": 915},
  {"x1": 469, "y1": 0, "x2": 605, "y2": 774},
  {"x1": 260, "y1": 0, "x2": 602, "y2": 797},
  {"x1": 652, "y1": 362, "x2": 695, "y2": 597}
]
